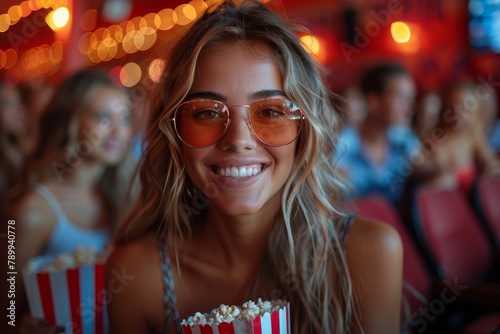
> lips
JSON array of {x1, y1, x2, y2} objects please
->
[
  {"x1": 103, "y1": 140, "x2": 122, "y2": 151},
  {"x1": 213, "y1": 164, "x2": 263, "y2": 178}
]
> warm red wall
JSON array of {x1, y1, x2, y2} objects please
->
[{"x1": 278, "y1": 0, "x2": 500, "y2": 94}]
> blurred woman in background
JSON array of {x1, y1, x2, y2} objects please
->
[
  {"x1": 412, "y1": 80, "x2": 500, "y2": 195},
  {"x1": 6, "y1": 69, "x2": 136, "y2": 331}
]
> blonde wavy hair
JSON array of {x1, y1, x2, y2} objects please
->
[{"x1": 115, "y1": 0, "x2": 357, "y2": 332}]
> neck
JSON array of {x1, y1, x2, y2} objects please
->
[
  {"x1": 50, "y1": 159, "x2": 106, "y2": 191},
  {"x1": 196, "y1": 206, "x2": 276, "y2": 270},
  {"x1": 360, "y1": 116, "x2": 389, "y2": 141}
]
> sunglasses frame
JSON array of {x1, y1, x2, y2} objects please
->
[{"x1": 171, "y1": 98, "x2": 305, "y2": 148}]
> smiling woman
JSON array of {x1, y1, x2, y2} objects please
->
[{"x1": 106, "y1": 1, "x2": 403, "y2": 333}]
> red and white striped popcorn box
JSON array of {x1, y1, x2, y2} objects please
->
[
  {"x1": 22, "y1": 255, "x2": 107, "y2": 334},
  {"x1": 181, "y1": 302, "x2": 290, "y2": 334}
]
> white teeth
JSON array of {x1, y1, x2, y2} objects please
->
[
  {"x1": 239, "y1": 168, "x2": 247, "y2": 177},
  {"x1": 215, "y1": 165, "x2": 262, "y2": 178}
]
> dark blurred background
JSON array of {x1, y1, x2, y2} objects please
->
[{"x1": 0, "y1": 0, "x2": 499, "y2": 96}]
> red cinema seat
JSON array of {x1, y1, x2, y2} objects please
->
[
  {"x1": 412, "y1": 187, "x2": 493, "y2": 282},
  {"x1": 476, "y1": 176, "x2": 500, "y2": 249}
]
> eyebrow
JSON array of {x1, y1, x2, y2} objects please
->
[{"x1": 184, "y1": 89, "x2": 286, "y2": 102}]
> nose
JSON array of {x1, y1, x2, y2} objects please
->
[
  {"x1": 217, "y1": 107, "x2": 257, "y2": 152},
  {"x1": 106, "y1": 114, "x2": 130, "y2": 137},
  {"x1": 106, "y1": 117, "x2": 119, "y2": 135}
]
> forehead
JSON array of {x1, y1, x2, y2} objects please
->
[
  {"x1": 84, "y1": 85, "x2": 130, "y2": 114},
  {"x1": 191, "y1": 41, "x2": 283, "y2": 103},
  {"x1": 385, "y1": 75, "x2": 415, "y2": 93}
]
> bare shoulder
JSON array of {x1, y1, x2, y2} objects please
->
[
  {"x1": 346, "y1": 215, "x2": 403, "y2": 258},
  {"x1": 107, "y1": 233, "x2": 160, "y2": 266},
  {"x1": 106, "y1": 233, "x2": 165, "y2": 333},
  {"x1": 13, "y1": 189, "x2": 55, "y2": 229},
  {"x1": 13, "y1": 189, "x2": 56, "y2": 268},
  {"x1": 345, "y1": 216, "x2": 404, "y2": 334},
  {"x1": 106, "y1": 232, "x2": 163, "y2": 294},
  {"x1": 346, "y1": 215, "x2": 403, "y2": 283}
]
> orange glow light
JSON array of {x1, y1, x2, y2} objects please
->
[
  {"x1": 46, "y1": 7, "x2": 70, "y2": 31},
  {"x1": 158, "y1": 8, "x2": 177, "y2": 30},
  {"x1": 0, "y1": 51, "x2": 7, "y2": 69},
  {"x1": 148, "y1": 58, "x2": 165, "y2": 82},
  {"x1": 80, "y1": 9, "x2": 97, "y2": 31},
  {"x1": 8, "y1": 6, "x2": 22, "y2": 23},
  {"x1": 175, "y1": 4, "x2": 196, "y2": 26},
  {"x1": 50, "y1": 41, "x2": 63, "y2": 62},
  {"x1": 20, "y1": 2, "x2": 32, "y2": 17},
  {"x1": 4, "y1": 49, "x2": 18, "y2": 69},
  {"x1": 0, "y1": 14, "x2": 11, "y2": 32},
  {"x1": 120, "y1": 62, "x2": 142, "y2": 87},
  {"x1": 391, "y1": 21, "x2": 411, "y2": 44},
  {"x1": 144, "y1": 13, "x2": 161, "y2": 31},
  {"x1": 53, "y1": 7, "x2": 70, "y2": 28},
  {"x1": 300, "y1": 35, "x2": 320, "y2": 55}
]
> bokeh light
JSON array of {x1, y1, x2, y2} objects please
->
[
  {"x1": 0, "y1": 50, "x2": 7, "y2": 69},
  {"x1": 300, "y1": 35, "x2": 321, "y2": 55},
  {"x1": 109, "y1": 66, "x2": 123, "y2": 86},
  {"x1": 175, "y1": 4, "x2": 196, "y2": 26},
  {"x1": 8, "y1": 5, "x2": 22, "y2": 23},
  {"x1": 4, "y1": 49, "x2": 18, "y2": 69},
  {"x1": 19, "y1": 2, "x2": 32, "y2": 17},
  {"x1": 46, "y1": 6, "x2": 70, "y2": 31},
  {"x1": 80, "y1": 9, "x2": 97, "y2": 31},
  {"x1": 53, "y1": 7, "x2": 70, "y2": 28},
  {"x1": 391, "y1": 21, "x2": 411, "y2": 43},
  {"x1": 144, "y1": 12, "x2": 161, "y2": 31},
  {"x1": 158, "y1": 8, "x2": 177, "y2": 30},
  {"x1": 120, "y1": 62, "x2": 142, "y2": 87},
  {"x1": 148, "y1": 58, "x2": 165, "y2": 83},
  {"x1": 0, "y1": 14, "x2": 11, "y2": 32},
  {"x1": 50, "y1": 41, "x2": 63, "y2": 62}
]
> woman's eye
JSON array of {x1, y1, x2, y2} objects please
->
[
  {"x1": 256, "y1": 107, "x2": 285, "y2": 118},
  {"x1": 194, "y1": 109, "x2": 224, "y2": 120},
  {"x1": 98, "y1": 115, "x2": 111, "y2": 123},
  {"x1": 120, "y1": 114, "x2": 131, "y2": 124}
]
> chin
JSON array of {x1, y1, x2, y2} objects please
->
[
  {"x1": 216, "y1": 204, "x2": 263, "y2": 217},
  {"x1": 209, "y1": 197, "x2": 266, "y2": 217},
  {"x1": 101, "y1": 155, "x2": 124, "y2": 166}
]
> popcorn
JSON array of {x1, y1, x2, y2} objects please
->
[
  {"x1": 181, "y1": 299, "x2": 290, "y2": 334},
  {"x1": 24, "y1": 246, "x2": 105, "y2": 274}
]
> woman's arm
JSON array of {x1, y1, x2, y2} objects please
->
[
  {"x1": 473, "y1": 133, "x2": 500, "y2": 176},
  {"x1": 13, "y1": 192, "x2": 54, "y2": 317},
  {"x1": 346, "y1": 217, "x2": 404, "y2": 334}
]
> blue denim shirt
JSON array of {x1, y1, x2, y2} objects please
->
[{"x1": 334, "y1": 125, "x2": 421, "y2": 204}]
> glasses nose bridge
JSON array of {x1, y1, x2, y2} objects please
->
[{"x1": 226, "y1": 104, "x2": 253, "y2": 130}]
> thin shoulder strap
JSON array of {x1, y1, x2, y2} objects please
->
[
  {"x1": 158, "y1": 237, "x2": 182, "y2": 334},
  {"x1": 35, "y1": 184, "x2": 67, "y2": 221},
  {"x1": 340, "y1": 213, "x2": 355, "y2": 246}
]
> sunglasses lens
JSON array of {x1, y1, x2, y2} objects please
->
[
  {"x1": 175, "y1": 101, "x2": 228, "y2": 147},
  {"x1": 250, "y1": 99, "x2": 302, "y2": 146},
  {"x1": 174, "y1": 99, "x2": 302, "y2": 147}
]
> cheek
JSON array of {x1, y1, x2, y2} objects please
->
[
  {"x1": 77, "y1": 120, "x2": 95, "y2": 141},
  {"x1": 272, "y1": 145, "x2": 296, "y2": 178},
  {"x1": 120, "y1": 125, "x2": 133, "y2": 141},
  {"x1": 182, "y1": 147, "x2": 208, "y2": 183}
]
